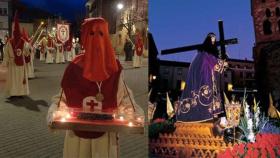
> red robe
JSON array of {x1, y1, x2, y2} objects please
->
[
  {"x1": 47, "y1": 37, "x2": 54, "y2": 48},
  {"x1": 61, "y1": 54, "x2": 122, "y2": 139},
  {"x1": 135, "y1": 35, "x2": 144, "y2": 56},
  {"x1": 11, "y1": 38, "x2": 25, "y2": 66}
]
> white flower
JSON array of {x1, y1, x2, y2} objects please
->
[
  {"x1": 248, "y1": 131, "x2": 256, "y2": 142},
  {"x1": 244, "y1": 102, "x2": 250, "y2": 119},
  {"x1": 247, "y1": 118, "x2": 253, "y2": 130},
  {"x1": 254, "y1": 107, "x2": 260, "y2": 128}
]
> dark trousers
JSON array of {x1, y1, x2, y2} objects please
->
[{"x1": 125, "y1": 51, "x2": 133, "y2": 61}]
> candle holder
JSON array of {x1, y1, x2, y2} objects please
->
[
  {"x1": 50, "y1": 106, "x2": 144, "y2": 134},
  {"x1": 225, "y1": 102, "x2": 241, "y2": 144}
]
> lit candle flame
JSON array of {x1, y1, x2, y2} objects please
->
[
  {"x1": 60, "y1": 117, "x2": 66, "y2": 122},
  {"x1": 128, "y1": 122, "x2": 133, "y2": 127},
  {"x1": 66, "y1": 113, "x2": 71, "y2": 119},
  {"x1": 119, "y1": 116, "x2": 124, "y2": 121},
  {"x1": 137, "y1": 117, "x2": 142, "y2": 122}
]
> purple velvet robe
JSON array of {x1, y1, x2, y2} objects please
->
[{"x1": 176, "y1": 51, "x2": 223, "y2": 122}]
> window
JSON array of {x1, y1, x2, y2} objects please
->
[
  {"x1": 278, "y1": 20, "x2": 280, "y2": 32},
  {"x1": 0, "y1": 8, "x2": 2, "y2": 16},
  {"x1": 224, "y1": 73, "x2": 228, "y2": 78},
  {"x1": 176, "y1": 80, "x2": 181, "y2": 90},
  {"x1": 263, "y1": 19, "x2": 272, "y2": 35},
  {"x1": 276, "y1": 7, "x2": 280, "y2": 17},
  {"x1": 3, "y1": 8, "x2": 7, "y2": 16},
  {"x1": 163, "y1": 68, "x2": 169, "y2": 75},
  {"x1": 265, "y1": 8, "x2": 271, "y2": 17},
  {"x1": 162, "y1": 79, "x2": 169, "y2": 90},
  {"x1": 177, "y1": 68, "x2": 183, "y2": 75},
  {"x1": 240, "y1": 72, "x2": 243, "y2": 78},
  {"x1": 246, "y1": 73, "x2": 252, "y2": 78}
]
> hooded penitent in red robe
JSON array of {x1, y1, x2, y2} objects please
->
[
  {"x1": 11, "y1": 11, "x2": 24, "y2": 66},
  {"x1": 22, "y1": 27, "x2": 31, "y2": 63},
  {"x1": 47, "y1": 36, "x2": 54, "y2": 49},
  {"x1": 61, "y1": 18, "x2": 121, "y2": 139},
  {"x1": 135, "y1": 33, "x2": 144, "y2": 56},
  {"x1": 56, "y1": 36, "x2": 64, "y2": 53},
  {"x1": 64, "y1": 33, "x2": 73, "y2": 52}
]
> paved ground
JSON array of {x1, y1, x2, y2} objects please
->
[{"x1": 0, "y1": 56, "x2": 148, "y2": 158}]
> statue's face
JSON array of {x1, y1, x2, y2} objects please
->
[{"x1": 211, "y1": 36, "x2": 216, "y2": 44}]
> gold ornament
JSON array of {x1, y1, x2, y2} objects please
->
[{"x1": 96, "y1": 92, "x2": 104, "y2": 102}]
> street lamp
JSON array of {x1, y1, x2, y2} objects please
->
[{"x1": 117, "y1": 3, "x2": 124, "y2": 10}]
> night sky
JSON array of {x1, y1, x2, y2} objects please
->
[
  {"x1": 20, "y1": 0, "x2": 86, "y2": 21},
  {"x1": 149, "y1": 0, "x2": 255, "y2": 62}
]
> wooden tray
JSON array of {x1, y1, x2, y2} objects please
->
[{"x1": 50, "y1": 109, "x2": 144, "y2": 134}]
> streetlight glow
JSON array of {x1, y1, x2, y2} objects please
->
[{"x1": 117, "y1": 3, "x2": 124, "y2": 10}]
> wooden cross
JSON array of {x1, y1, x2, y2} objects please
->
[
  {"x1": 160, "y1": 20, "x2": 239, "y2": 114},
  {"x1": 161, "y1": 20, "x2": 238, "y2": 56}
]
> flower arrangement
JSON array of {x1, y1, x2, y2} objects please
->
[
  {"x1": 218, "y1": 133, "x2": 280, "y2": 158},
  {"x1": 238, "y1": 97, "x2": 269, "y2": 143},
  {"x1": 218, "y1": 92, "x2": 280, "y2": 157}
]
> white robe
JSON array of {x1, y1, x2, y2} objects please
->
[
  {"x1": 66, "y1": 48, "x2": 76, "y2": 62},
  {"x1": 46, "y1": 46, "x2": 55, "y2": 64},
  {"x1": 24, "y1": 42, "x2": 35, "y2": 78},
  {"x1": 39, "y1": 48, "x2": 46, "y2": 61},
  {"x1": 56, "y1": 43, "x2": 65, "y2": 63},
  {"x1": 39, "y1": 37, "x2": 48, "y2": 61},
  {"x1": 47, "y1": 73, "x2": 144, "y2": 158},
  {"x1": 3, "y1": 41, "x2": 30, "y2": 97},
  {"x1": 133, "y1": 52, "x2": 142, "y2": 68}
]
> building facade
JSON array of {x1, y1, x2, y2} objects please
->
[
  {"x1": 252, "y1": 0, "x2": 280, "y2": 110},
  {"x1": 85, "y1": 0, "x2": 148, "y2": 56},
  {"x1": 0, "y1": 0, "x2": 11, "y2": 40},
  {"x1": 158, "y1": 59, "x2": 256, "y2": 100}
]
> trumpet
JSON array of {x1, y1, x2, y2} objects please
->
[{"x1": 30, "y1": 22, "x2": 46, "y2": 46}]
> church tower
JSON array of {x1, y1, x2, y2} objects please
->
[{"x1": 252, "y1": 0, "x2": 280, "y2": 111}]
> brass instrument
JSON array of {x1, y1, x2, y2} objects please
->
[{"x1": 30, "y1": 22, "x2": 46, "y2": 47}]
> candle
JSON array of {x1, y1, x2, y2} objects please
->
[
  {"x1": 119, "y1": 116, "x2": 124, "y2": 121},
  {"x1": 66, "y1": 113, "x2": 71, "y2": 119},
  {"x1": 128, "y1": 122, "x2": 133, "y2": 127},
  {"x1": 60, "y1": 117, "x2": 66, "y2": 122}
]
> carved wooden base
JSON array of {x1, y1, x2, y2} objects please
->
[{"x1": 149, "y1": 122, "x2": 233, "y2": 158}]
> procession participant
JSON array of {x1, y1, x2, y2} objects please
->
[
  {"x1": 133, "y1": 29, "x2": 144, "y2": 68},
  {"x1": 2, "y1": 11, "x2": 29, "y2": 98},
  {"x1": 123, "y1": 36, "x2": 133, "y2": 61},
  {"x1": 22, "y1": 28, "x2": 35, "y2": 78},
  {"x1": 39, "y1": 35, "x2": 47, "y2": 61},
  {"x1": 45, "y1": 35, "x2": 55, "y2": 64},
  {"x1": 74, "y1": 37, "x2": 81, "y2": 55},
  {"x1": 64, "y1": 35, "x2": 75, "y2": 62},
  {"x1": 55, "y1": 36, "x2": 65, "y2": 64},
  {"x1": 47, "y1": 18, "x2": 144, "y2": 158}
]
